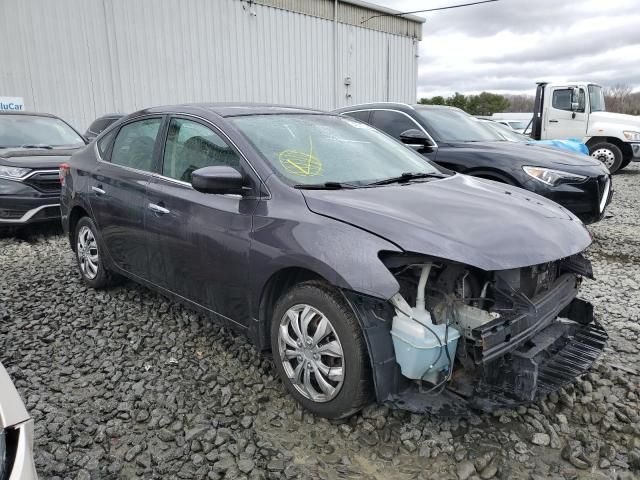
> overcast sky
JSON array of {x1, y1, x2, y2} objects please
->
[{"x1": 381, "y1": 0, "x2": 640, "y2": 98}]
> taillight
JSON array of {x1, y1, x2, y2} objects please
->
[{"x1": 59, "y1": 163, "x2": 70, "y2": 185}]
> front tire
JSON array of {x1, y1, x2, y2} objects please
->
[
  {"x1": 618, "y1": 157, "x2": 632, "y2": 171},
  {"x1": 590, "y1": 142, "x2": 623, "y2": 174},
  {"x1": 270, "y1": 281, "x2": 372, "y2": 419},
  {"x1": 74, "y1": 217, "x2": 116, "y2": 289}
]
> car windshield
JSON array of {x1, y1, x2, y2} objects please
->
[
  {"x1": 481, "y1": 121, "x2": 529, "y2": 141},
  {"x1": 589, "y1": 85, "x2": 606, "y2": 112},
  {"x1": 507, "y1": 121, "x2": 527, "y2": 130},
  {"x1": 416, "y1": 108, "x2": 502, "y2": 143},
  {"x1": 0, "y1": 114, "x2": 85, "y2": 148},
  {"x1": 231, "y1": 114, "x2": 445, "y2": 186}
]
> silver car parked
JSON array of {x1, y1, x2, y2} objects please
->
[{"x1": 0, "y1": 363, "x2": 37, "y2": 479}]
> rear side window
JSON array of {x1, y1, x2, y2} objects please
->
[
  {"x1": 343, "y1": 110, "x2": 371, "y2": 123},
  {"x1": 110, "y1": 118, "x2": 162, "y2": 171},
  {"x1": 162, "y1": 118, "x2": 240, "y2": 183},
  {"x1": 97, "y1": 129, "x2": 116, "y2": 158},
  {"x1": 370, "y1": 110, "x2": 420, "y2": 140}
]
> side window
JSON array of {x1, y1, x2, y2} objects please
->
[
  {"x1": 370, "y1": 110, "x2": 420, "y2": 140},
  {"x1": 110, "y1": 118, "x2": 162, "y2": 171},
  {"x1": 97, "y1": 129, "x2": 116, "y2": 157},
  {"x1": 344, "y1": 110, "x2": 371, "y2": 123},
  {"x1": 162, "y1": 118, "x2": 240, "y2": 183},
  {"x1": 552, "y1": 89, "x2": 586, "y2": 112}
]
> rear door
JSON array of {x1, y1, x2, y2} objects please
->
[
  {"x1": 89, "y1": 116, "x2": 164, "y2": 279},
  {"x1": 545, "y1": 86, "x2": 588, "y2": 139},
  {"x1": 145, "y1": 116, "x2": 258, "y2": 324}
]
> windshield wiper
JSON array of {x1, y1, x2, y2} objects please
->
[
  {"x1": 20, "y1": 144, "x2": 53, "y2": 149},
  {"x1": 294, "y1": 181, "x2": 361, "y2": 190},
  {"x1": 368, "y1": 172, "x2": 446, "y2": 186}
]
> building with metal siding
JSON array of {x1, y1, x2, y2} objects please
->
[{"x1": 0, "y1": 0, "x2": 423, "y2": 130}]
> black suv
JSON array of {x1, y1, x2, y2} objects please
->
[
  {"x1": 0, "y1": 112, "x2": 86, "y2": 227},
  {"x1": 84, "y1": 114, "x2": 125, "y2": 142},
  {"x1": 334, "y1": 103, "x2": 612, "y2": 224}
]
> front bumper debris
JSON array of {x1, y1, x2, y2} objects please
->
[{"x1": 384, "y1": 297, "x2": 607, "y2": 415}]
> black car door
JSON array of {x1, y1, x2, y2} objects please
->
[
  {"x1": 89, "y1": 116, "x2": 164, "y2": 279},
  {"x1": 145, "y1": 116, "x2": 258, "y2": 324}
]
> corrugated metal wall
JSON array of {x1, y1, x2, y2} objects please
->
[{"x1": 0, "y1": 0, "x2": 419, "y2": 130}]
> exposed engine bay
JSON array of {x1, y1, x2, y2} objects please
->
[{"x1": 357, "y1": 253, "x2": 609, "y2": 414}]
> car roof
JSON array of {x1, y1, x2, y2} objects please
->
[
  {"x1": 0, "y1": 111, "x2": 61, "y2": 118},
  {"x1": 143, "y1": 103, "x2": 324, "y2": 118},
  {"x1": 333, "y1": 102, "x2": 458, "y2": 114}
]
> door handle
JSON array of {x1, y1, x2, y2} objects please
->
[
  {"x1": 148, "y1": 203, "x2": 170, "y2": 215},
  {"x1": 92, "y1": 186, "x2": 106, "y2": 195},
  {"x1": 549, "y1": 119, "x2": 558, "y2": 123}
]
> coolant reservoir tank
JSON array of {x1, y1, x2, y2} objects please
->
[{"x1": 390, "y1": 307, "x2": 460, "y2": 382}]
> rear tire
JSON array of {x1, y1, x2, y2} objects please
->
[
  {"x1": 74, "y1": 217, "x2": 117, "y2": 289},
  {"x1": 270, "y1": 281, "x2": 372, "y2": 419},
  {"x1": 589, "y1": 142, "x2": 623, "y2": 174}
]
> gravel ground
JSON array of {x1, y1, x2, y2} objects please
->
[{"x1": 1, "y1": 165, "x2": 639, "y2": 480}]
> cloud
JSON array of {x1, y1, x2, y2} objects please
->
[{"x1": 381, "y1": 0, "x2": 640, "y2": 96}]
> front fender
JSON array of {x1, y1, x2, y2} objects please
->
[
  {"x1": 585, "y1": 123, "x2": 626, "y2": 142},
  {"x1": 249, "y1": 213, "x2": 403, "y2": 319}
]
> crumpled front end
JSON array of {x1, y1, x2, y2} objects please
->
[{"x1": 345, "y1": 252, "x2": 607, "y2": 415}]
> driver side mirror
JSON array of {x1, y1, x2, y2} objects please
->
[
  {"x1": 399, "y1": 129, "x2": 433, "y2": 147},
  {"x1": 571, "y1": 87, "x2": 581, "y2": 112},
  {"x1": 191, "y1": 166, "x2": 245, "y2": 195}
]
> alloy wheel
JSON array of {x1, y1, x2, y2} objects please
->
[
  {"x1": 277, "y1": 304, "x2": 345, "y2": 402},
  {"x1": 77, "y1": 225, "x2": 99, "y2": 280},
  {"x1": 591, "y1": 148, "x2": 616, "y2": 169}
]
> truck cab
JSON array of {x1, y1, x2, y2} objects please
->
[{"x1": 531, "y1": 81, "x2": 640, "y2": 173}]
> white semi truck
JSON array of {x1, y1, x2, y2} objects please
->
[{"x1": 529, "y1": 82, "x2": 640, "y2": 173}]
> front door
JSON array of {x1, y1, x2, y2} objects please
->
[
  {"x1": 145, "y1": 117, "x2": 258, "y2": 324},
  {"x1": 89, "y1": 116, "x2": 163, "y2": 279},
  {"x1": 545, "y1": 86, "x2": 588, "y2": 139}
]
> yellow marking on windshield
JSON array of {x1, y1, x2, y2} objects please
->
[{"x1": 278, "y1": 137, "x2": 322, "y2": 177}]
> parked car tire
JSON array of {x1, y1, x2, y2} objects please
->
[
  {"x1": 618, "y1": 157, "x2": 632, "y2": 171},
  {"x1": 270, "y1": 281, "x2": 372, "y2": 419},
  {"x1": 74, "y1": 217, "x2": 117, "y2": 288},
  {"x1": 589, "y1": 142, "x2": 623, "y2": 174}
]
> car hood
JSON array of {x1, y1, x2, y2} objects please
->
[
  {"x1": 445, "y1": 141, "x2": 602, "y2": 168},
  {"x1": 0, "y1": 146, "x2": 83, "y2": 169},
  {"x1": 302, "y1": 174, "x2": 592, "y2": 271},
  {"x1": 589, "y1": 111, "x2": 640, "y2": 129}
]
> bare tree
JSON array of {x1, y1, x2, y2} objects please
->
[
  {"x1": 503, "y1": 94, "x2": 535, "y2": 113},
  {"x1": 605, "y1": 84, "x2": 633, "y2": 114}
]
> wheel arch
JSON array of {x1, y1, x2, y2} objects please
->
[
  {"x1": 254, "y1": 266, "x2": 328, "y2": 350},
  {"x1": 68, "y1": 205, "x2": 91, "y2": 251},
  {"x1": 586, "y1": 136, "x2": 632, "y2": 159}
]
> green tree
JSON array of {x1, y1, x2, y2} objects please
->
[
  {"x1": 466, "y1": 92, "x2": 510, "y2": 116},
  {"x1": 418, "y1": 95, "x2": 446, "y2": 105},
  {"x1": 446, "y1": 92, "x2": 468, "y2": 110}
]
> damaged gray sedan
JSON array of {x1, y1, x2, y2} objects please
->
[{"x1": 61, "y1": 105, "x2": 606, "y2": 419}]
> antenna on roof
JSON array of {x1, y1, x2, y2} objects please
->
[{"x1": 361, "y1": 0, "x2": 499, "y2": 24}]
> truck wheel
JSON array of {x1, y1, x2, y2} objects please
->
[
  {"x1": 270, "y1": 281, "x2": 372, "y2": 419},
  {"x1": 618, "y1": 157, "x2": 632, "y2": 171},
  {"x1": 589, "y1": 142, "x2": 623, "y2": 174}
]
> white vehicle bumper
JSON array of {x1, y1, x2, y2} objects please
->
[
  {"x1": 631, "y1": 142, "x2": 640, "y2": 161},
  {"x1": 0, "y1": 363, "x2": 38, "y2": 480}
]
